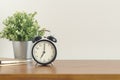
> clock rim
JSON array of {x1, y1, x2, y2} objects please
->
[{"x1": 31, "y1": 39, "x2": 57, "y2": 65}]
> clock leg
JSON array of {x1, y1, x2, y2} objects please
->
[
  {"x1": 34, "y1": 63, "x2": 55, "y2": 67},
  {"x1": 51, "y1": 63, "x2": 54, "y2": 66},
  {"x1": 35, "y1": 62, "x2": 38, "y2": 67}
]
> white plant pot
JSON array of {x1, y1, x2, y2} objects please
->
[{"x1": 12, "y1": 41, "x2": 32, "y2": 60}]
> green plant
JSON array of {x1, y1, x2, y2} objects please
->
[{"x1": 0, "y1": 11, "x2": 45, "y2": 41}]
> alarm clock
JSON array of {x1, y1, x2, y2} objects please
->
[{"x1": 31, "y1": 30, "x2": 57, "y2": 66}]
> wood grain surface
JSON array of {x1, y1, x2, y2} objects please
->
[{"x1": 0, "y1": 60, "x2": 120, "y2": 80}]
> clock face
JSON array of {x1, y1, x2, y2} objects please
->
[{"x1": 32, "y1": 40, "x2": 57, "y2": 65}]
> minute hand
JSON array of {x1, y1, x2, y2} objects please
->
[{"x1": 43, "y1": 43, "x2": 45, "y2": 52}]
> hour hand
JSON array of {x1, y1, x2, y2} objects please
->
[{"x1": 40, "y1": 51, "x2": 45, "y2": 58}]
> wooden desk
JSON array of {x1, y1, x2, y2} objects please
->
[{"x1": 0, "y1": 60, "x2": 120, "y2": 80}]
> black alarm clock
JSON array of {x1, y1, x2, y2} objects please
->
[{"x1": 31, "y1": 30, "x2": 57, "y2": 66}]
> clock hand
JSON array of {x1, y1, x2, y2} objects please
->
[
  {"x1": 40, "y1": 43, "x2": 46, "y2": 58},
  {"x1": 43, "y1": 43, "x2": 45, "y2": 52},
  {"x1": 40, "y1": 51, "x2": 45, "y2": 58}
]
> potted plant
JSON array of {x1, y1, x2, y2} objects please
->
[{"x1": 0, "y1": 11, "x2": 45, "y2": 60}]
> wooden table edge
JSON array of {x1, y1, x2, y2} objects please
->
[{"x1": 0, "y1": 74, "x2": 120, "y2": 80}]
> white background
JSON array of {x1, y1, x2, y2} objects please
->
[{"x1": 0, "y1": 0, "x2": 120, "y2": 60}]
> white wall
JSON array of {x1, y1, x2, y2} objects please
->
[{"x1": 0, "y1": 0, "x2": 120, "y2": 60}]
